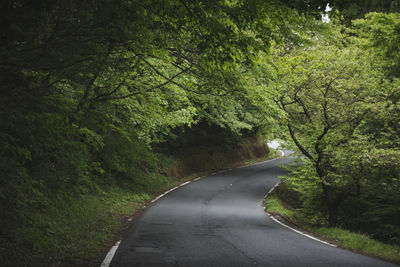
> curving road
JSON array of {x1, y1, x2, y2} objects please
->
[{"x1": 109, "y1": 154, "x2": 397, "y2": 267}]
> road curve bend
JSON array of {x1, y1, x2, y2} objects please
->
[{"x1": 109, "y1": 155, "x2": 397, "y2": 267}]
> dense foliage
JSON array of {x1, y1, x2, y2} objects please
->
[
  {"x1": 268, "y1": 12, "x2": 400, "y2": 243},
  {"x1": 1, "y1": 0, "x2": 399, "y2": 265},
  {"x1": 0, "y1": 0, "x2": 322, "y2": 265}
]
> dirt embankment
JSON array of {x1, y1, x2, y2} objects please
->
[{"x1": 164, "y1": 138, "x2": 270, "y2": 178}]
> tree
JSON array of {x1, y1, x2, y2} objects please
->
[
  {"x1": 351, "y1": 12, "x2": 400, "y2": 77},
  {"x1": 1, "y1": 1, "x2": 334, "y2": 264},
  {"x1": 271, "y1": 43, "x2": 383, "y2": 226},
  {"x1": 327, "y1": 0, "x2": 400, "y2": 24}
]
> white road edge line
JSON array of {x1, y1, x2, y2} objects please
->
[
  {"x1": 101, "y1": 240, "x2": 121, "y2": 267},
  {"x1": 101, "y1": 180, "x2": 196, "y2": 267},
  {"x1": 151, "y1": 186, "x2": 179, "y2": 203},
  {"x1": 269, "y1": 216, "x2": 337, "y2": 247},
  {"x1": 264, "y1": 158, "x2": 337, "y2": 248},
  {"x1": 237, "y1": 149, "x2": 285, "y2": 169},
  {"x1": 101, "y1": 148, "x2": 286, "y2": 266},
  {"x1": 266, "y1": 182, "x2": 281, "y2": 196}
]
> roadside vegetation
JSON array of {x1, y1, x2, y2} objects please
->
[
  {"x1": 265, "y1": 184, "x2": 400, "y2": 263},
  {"x1": 2, "y1": 125, "x2": 276, "y2": 266},
  {"x1": 268, "y1": 10, "x2": 400, "y2": 251},
  {"x1": 1, "y1": 0, "x2": 400, "y2": 266}
]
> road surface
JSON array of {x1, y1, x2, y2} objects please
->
[{"x1": 109, "y1": 154, "x2": 397, "y2": 267}]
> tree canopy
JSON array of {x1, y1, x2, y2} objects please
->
[{"x1": 1, "y1": 0, "x2": 400, "y2": 265}]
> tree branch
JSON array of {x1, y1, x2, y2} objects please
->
[{"x1": 287, "y1": 123, "x2": 314, "y2": 161}]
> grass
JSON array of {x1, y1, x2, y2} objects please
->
[
  {"x1": 315, "y1": 228, "x2": 400, "y2": 263},
  {"x1": 2, "y1": 188, "x2": 153, "y2": 266},
  {"x1": 264, "y1": 191, "x2": 400, "y2": 264},
  {"x1": 2, "y1": 141, "x2": 280, "y2": 266},
  {"x1": 265, "y1": 195, "x2": 299, "y2": 221}
]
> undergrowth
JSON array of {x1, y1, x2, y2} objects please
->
[
  {"x1": 1, "y1": 140, "x2": 277, "y2": 266},
  {"x1": 264, "y1": 189, "x2": 400, "y2": 264},
  {"x1": 2, "y1": 188, "x2": 152, "y2": 266}
]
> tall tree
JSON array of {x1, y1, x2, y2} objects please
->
[
  {"x1": 351, "y1": 12, "x2": 400, "y2": 77},
  {"x1": 270, "y1": 43, "x2": 384, "y2": 226}
]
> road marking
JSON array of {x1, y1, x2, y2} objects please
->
[
  {"x1": 269, "y1": 215, "x2": 337, "y2": 247},
  {"x1": 101, "y1": 181, "x2": 197, "y2": 266},
  {"x1": 101, "y1": 150, "x2": 287, "y2": 266},
  {"x1": 237, "y1": 152, "x2": 284, "y2": 169},
  {"x1": 264, "y1": 169, "x2": 337, "y2": 249},
  {"x1": 266, "y1": 182, "x2": 281, "y2": 197},
  {"x1": 151, "y1": 186, "x2": 179, "y2": 203},
  {"x1": 101, "y1": 240, "x2": 121, "y2": 267}
]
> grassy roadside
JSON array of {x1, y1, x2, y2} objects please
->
[
  {"x1": 88, "y1": 147, "x2": 281, "y2": 266},
  {"x1": 264, "y1": 190, "x2": 400, "y2": 264},
  {"x1": 2, "y1": 144, "x2": 280, "y2": 266}
]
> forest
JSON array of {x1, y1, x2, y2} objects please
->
[{"x1": 0, "y1": 0, "x2": 399, "y2": 266}]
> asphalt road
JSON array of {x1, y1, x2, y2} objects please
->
[{"x1": 110, "y1": 155, "x2": 398, "y2": 267}]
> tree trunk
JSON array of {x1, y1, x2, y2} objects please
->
[
  {"x1": 317, "y1": 163, "x2": 340, "y2": 227},
  {"x1": 321, "y1": 182, "x2": 341, "y2": 227},
  {"x1": 327, "y1": 202, "x2": 339, "y2": 227}
]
